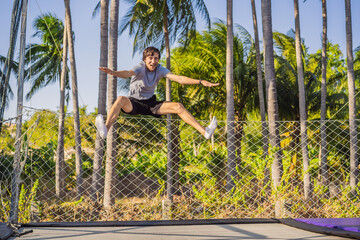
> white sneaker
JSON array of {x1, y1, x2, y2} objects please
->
[
  {"x1": 95, "y1": 114, "x2": 107, "y2": 139},
  {"x1": 204, "y1": 116, "x2": 217, "y2": 139}
]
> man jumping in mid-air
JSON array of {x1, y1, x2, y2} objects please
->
[{"x1": 95, "y1": 46, "x2": 218, "y2": 139}]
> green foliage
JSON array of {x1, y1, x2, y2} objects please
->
[
  {"x1": 119, "y1": 0, "x2": 210, "y2": 54},
  {"x1": 0, "y1": 123, "x2": 15, "y2": 154},
  {"x1": 2, "y1": 16, "x2": 359, "y2": 221},
  {"x1": 22, "y1": 110, "x2": 58, "y2": 148},
  {"x1": 0, "y1": 192, "x2": 10, "y2": 222},
  {"x1": 1, "y1": 110, "x2": 359, "y2": 221},
  {"x1": 18, "y1": 179, "x2": 39, "y2": 223},
  {"x1": 66, "y1": 152, "x2": 93, "y2": 179},
  {"x1": 132, "y1": 149, "x2": 167, "y2": 181},
  {"x1": 61, "y1": 196, "x2": 84, "y2": 207},
  {"x1": 23, "y1": 141, "x2": 56, "y2": 180},
  {"x1": 168, "y1": 21, "x2": 257, "y2": 121},
  {"x1": 0, "y1": 153, "x2": 13, "y2": 182}
]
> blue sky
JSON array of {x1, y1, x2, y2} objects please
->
[{"x1": 1, "y1": 0, "x2": 359, "y2": 119}]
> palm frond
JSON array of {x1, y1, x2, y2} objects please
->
[
  {"x1": 24, "y1": 13, "x2": 64, "y2": 99},
  {"x1": 92, "y1": 1, "x2": 101, "y2": 19}
]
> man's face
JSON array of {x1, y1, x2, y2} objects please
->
[{"x1": 144, "y1": 53, "x2": 159, "y2": 72}]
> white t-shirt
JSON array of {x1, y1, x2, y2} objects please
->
[{"x1": 128, "y1": 61, "x2": 170, "y2": 100}]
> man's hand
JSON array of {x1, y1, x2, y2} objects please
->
[
  {"x1": 166, "y1": 73, "x2": 220, "y2": 87},
  {"x1": 99, "y1": 67, "x2": 113, "y2": 75},
  {"x1": 201, "y1": 80, "x2": 220, "y2": 87}
]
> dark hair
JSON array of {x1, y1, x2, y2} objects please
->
[{"x1": 142, "y1": 46, "x2": 161, "y2": 60}]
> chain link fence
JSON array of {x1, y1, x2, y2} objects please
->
[{"x1": 1, "y1": 107, "x2": 359, "y2": 223}]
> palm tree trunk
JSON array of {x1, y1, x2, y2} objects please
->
[
  {"x1": 235, "y1": 122, "x2": 243, "y2": 168},
  {"x1": 261, "y1": 0, "x2": 283, "y2": 215},
  {"x1": 104, "y1": 0, "x2": 119, "y2": 209},
  {"x1": 294, "y1": 0, "x2": 311, "y2": 200},
  {"x1": 251, "y1": 0, "x2": 269, "y2": 184},
  {"x1": 65, "y1": 0, "x2": 83, "y2": 199},
  {"x1": 0, "y1": 0, "x2": 22, "y2": 132},
  {"x1": 92, "y1": 0, "x2": 108, "y2": 201},
  {"x1": 10, "y1": 0, "x2": 27, "y2": 223},
  {"x1": 226, "y1": 0, "x2": 236, "y2": 192},
  {"x1": 55, "y1": 15, "x2": 68, "y2": 199},
  {"x1": 345, "y1": 0, "x2": 358, "y2": 197},
  {"x1": 171, "y1": 120, "x2": 180, "y2": 194},
  {"x1": 320, "y1": 0, "x2": 329, "y2": 197},
  {"x1": 163, "y1": 3, "x2": 174, "y2": 203}
]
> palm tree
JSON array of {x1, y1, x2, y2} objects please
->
[
  {"x1": 226, "y1": 0, "x2": 236, "y2": 192},
  {"x1": 0, "y1": 0, "x2": 23, "y2": 132},
  {"x1": 293, "y1": 0, "x2": 311, "y2": 200},
  {"x1": 92, "y1": 0, "x2": 108, "y2": 201},
  {"x1": 251, "y1": 0, "x2": 269, "y2": 183},
  {"x1": 320, "y1": 0, "x2": 329, "y2": 197},
  {"x1": 24, "y1": 14, "x2": 69, "y2": 100},
  {"x1": 120, "y1": 0, "x2": 210, "y2": 202},
  {"x1": 261, "y1": 0, "x2": 283, "y2": 214},
  {"x1": 23, "y1": 13, "x2": 70, "y2": 198},
  {"x1": 344, "y1": 0, "x2": 358, "y2": 197},
  {"x1": 10, "y1": 0, "x2": 28, "y2": 224},
  {"x1": 64, "y1": 0, "x2": 83, "y2": 198},
  {"x1": 104, "y1": 0, "x2": 119, "y2": 208},
  {"x1": 55, "y1": 15, "x2": 67, "y2": 199},
  {"x1": 232, "y1": 25, "x2": 258, "y2": 165}
]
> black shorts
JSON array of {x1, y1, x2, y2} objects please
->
[{"x1": 122, "y1": 95, "x2": 164, "y2": 118}]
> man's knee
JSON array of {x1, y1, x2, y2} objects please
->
[
  {"x1": 174, "y1": 102, "x2": 185, "y2": 114},
  {"x1": 114, "y1": 96, "x2": 132, "y2": 111},
  {"x1": 115, "y1": 96, "x2": 127, "y2": 105}
]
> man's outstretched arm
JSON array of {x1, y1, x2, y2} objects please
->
[
  {"x1": 99, "y1": 67, "x2": 135, "y2": 78},
  {"x1": 166, "y1": 73, "x2": 220, "y2": 87}
]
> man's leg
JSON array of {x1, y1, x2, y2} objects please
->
[
  {"x1": 105, "y1": 96, "x2": 133, "y2": 129},
  {"x1": 156, "y1": 102, "x2": 217, "y2": 139},
  {"x1": 96, "y1": 96, "x2": 133, "y2": 138}
]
